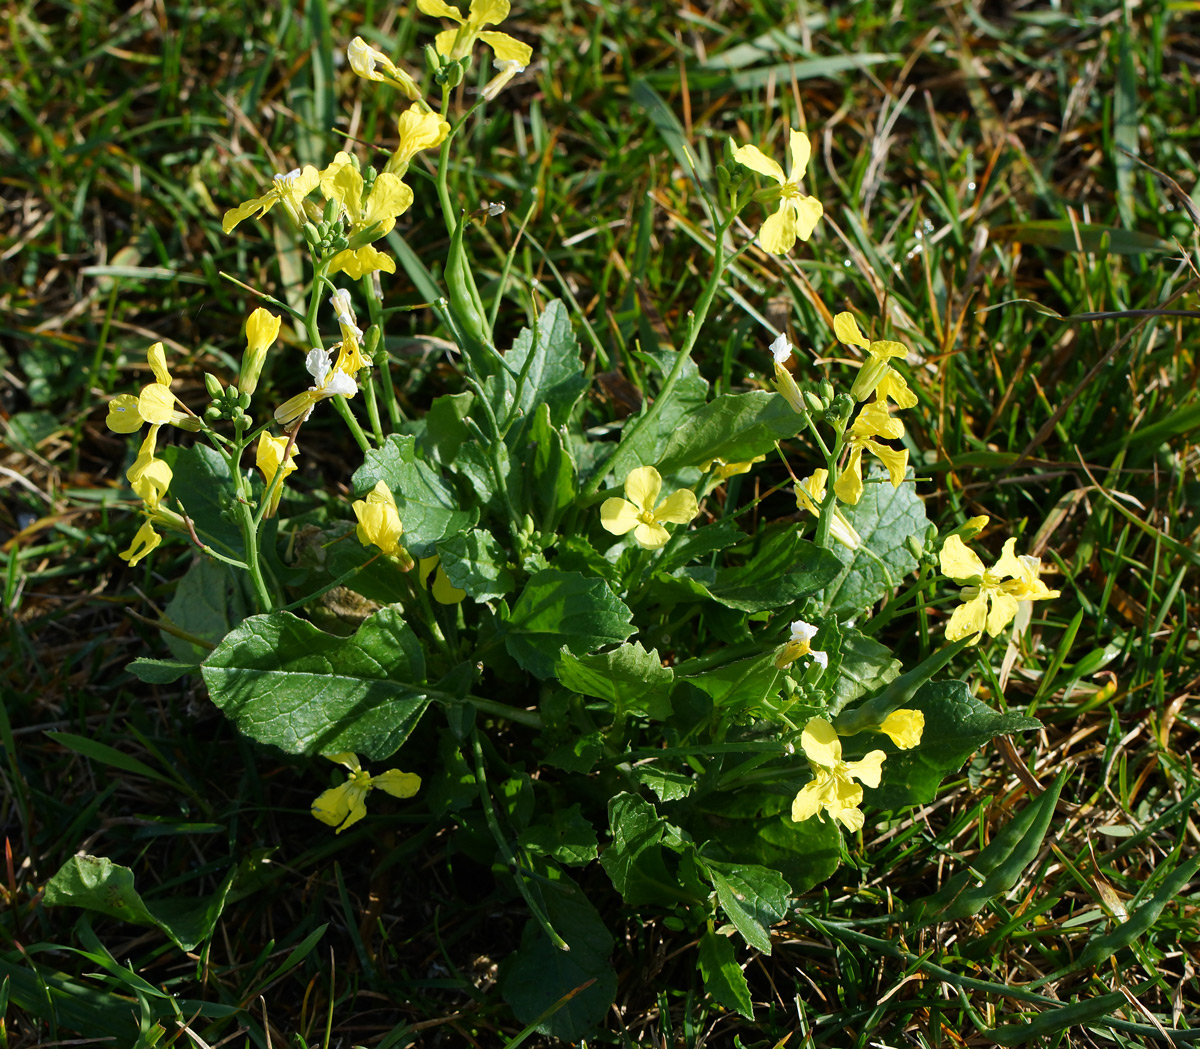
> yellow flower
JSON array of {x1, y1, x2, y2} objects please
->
[
  {"x1": 731, "y1": 129, "x2": 823, "y2": 254},
  {"x1": 384, "y1": 105, "x2": 451, "y2": 178},
  {"x1": 833, "y1": 313, "x2": 917, "y2": 408},
  {"x1": 328, "y1": 289, "x2": 370, "y2": 379},
  {"x1": 106, "y1": 342, "x2": 197, "y2": 434},
  {"x1": 221, "y1": 165, "x2": 321, "y2": 234},
  {"x1": 256, "y1": 433, "x2": 299, "y2": 518},
  {"x1": 833, "y1": 399, "x2": 908, "y2": 506},
  {"x1": 273, "y1": 347, "x2": 359, "y2": 427},
  {"x1": 417, "y1": 0, "x2": 533, "y2": 65},
  {"x1": 238, "y1": 308, "x2": 281, "y2": 396},
  {"x1": 319, "y1": 153, "x2": 413, "y2": 278},
  {"x1": 791, "y1": 717, "x2": 886, "y2": 832},
  {"x1": 700, "y1": 456, "x2": 765, "y2": 481},
  {"x1": 877, "y1": 709, "x2": 924, "y2": 750},
  {"x1": 795, "y1": 469, "x2": 862, "y2": 551},
  {"x1": 119, "y1": 425, "x2": 183, "y2": 567},
  {"x1": 481, "y1": 58, "x2": 526, "y2": 101},
  {"x1": 311, "y1": 752, "x2": 421, "y2": 834},
  {"x1": 419, "y1": 556, "x2": 467, "y2": 604},
  {"x1": 346, "y1": 36, "x2": 422, "y2": 100},
  {"x1": 774, "y1": 619, "x2": 828, "y2": 671},
  {"x1": 600, "y1": 465, "x2": 699, "y2": 550},
  {"x1": 352, "y1": 479, "x2": 411, "y2": 565},
  {"x1": 940, "y1": 534, "x2": 1060, "y2": 643}
]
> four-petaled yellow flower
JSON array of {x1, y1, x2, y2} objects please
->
[
  {"x1": 222, "y1": 165, "x2": 320, "y2": 234},
  {"x1": 311, "y1": 752, "x2": 421, "y2": 834},
  {"x1": 119, "y1": 424, "x2": 184, "y2": 567},
  {"x1": 106, "y1": 342, "x2": 197, "y2": 435},
  {"x1": 417, "y1": 0, "x2": 533, "y2": 65},
  {"x1": 385, "y1": 105, "x2": 452, "y2": 178},
  {"x1": 600, "y1": 465, "x2": 699, "y2": 549},
  {"x1": 352, "y1": 479, "x2": 413, "y2": 569},
  {"x1": 256, "y1": 433, "x2": 299, "y2": 519},
  {"x1": 795, "y1": 469, "x2": 862, "y2": 550},
  {"x1": 833, "y1": 399, "x2": 909, "y2": 506},
  {"x1": 732, "y1": 129, "x2": 823, "y2": 255},
  {"x1": 940, "y1": 533, "x2": 1060, "y2": 643},
  {"x1": 791, "y1": 717, "x2": 886, "y2": 832},
  {"x1": 877, "y1": 709, "x2": 924, "y2": 750},
  {"x1": 346, "y1": 37, "x2": 422, "y2": 100},
  {"x1": 834, "y1": 313, "x2": 917, "y2": 408},
  {"x1": 319, "y1": 153, "x2": 414, "y2": 279},
  {"x1": 238, "y1": 308, "x2": 281, "y2": 397}
]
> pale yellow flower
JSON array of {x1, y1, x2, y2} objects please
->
[
  {"x1": 384, "y1": 105, "x2": 451, "y2": 178},
  {"x1": 877, "y1": 709, "x2": 924, "y2": 750},
  {"x1": 222, "y1": 165, "x2": 321, "y2": 234},
  {"x1": 769, "y1": 332, "x2": 807, "y2": 414},
  {"x1": 600, "y1": 465, "x2": 699, "y2": 549},
  {"x1": 731, "y1": 129, "x2": 823, "y2": 254},
  {"x1": 833, "y1": 399, "x2": 908, "y2": 506},
  {"x1": 940, "y1": 534, "x2": 1060, "y2": 643},
  {"x1": 417, "y1": 0, "x2": 533, "y2": 64},
  {"x1": 795, "y1": 469, "x2": 861, "y2": 550},
  {"x1": 328, "y1": 289, "x2": 370, "y2": 379},
  {"x1": 419, "y1": 555, "x2": 467, "y2": 604},
  {"x1": 239, "y1": 308, "x2": 281, "y2": 396},
  {"x1": 791, "y1": 717, "x2": 886, "y2": 832},
  {"x1": 311, "y1": 752, "x2": 421, "y2": 834},
  {"x1": 319, "y1": 153, "x2": 413, "y2": 278},
  {"x1": 774, "y1": 619, "x2": 828, "y2": 671},
  {"x1": 106, "y1": 342, "x2": 197, "y2": 434},
  {"x1": 256, "y1": 433, "x2": 299, "y2": 519},
  {"x1": 352, "y1": 480, "x2": 411, "y2": 566},
  {"x1": 346, "y1": 36, "x2": 422, "y2": 99},
  {"x1": 833, "y1": 313, "x2": 917, "y2": 408},
  {"x1": 119, "y1": 424, "x2": 183, "y2": 567}
]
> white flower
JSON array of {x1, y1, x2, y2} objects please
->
[
  {"x1": 770, "y1": 332, "x2": 792, "y2": 364},
  {"x1": 330, "y1": 288, "x2": 363, "y2": 342}
]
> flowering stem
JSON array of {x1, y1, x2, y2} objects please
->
[
  {"x1": 813, "y1": 427, "x2": 846, "y2": 551},
  {"x1": 221, "y1": 429, "x2": 275, "y2": 613},
  {"x1": 363, "y1": 372, "x2": 385, "y2": 446}
]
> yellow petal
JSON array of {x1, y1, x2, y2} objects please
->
[
  {"x1": 787, "y1": 194, "x2": 823, "y2": 241},
  {"x1": 221, "y1": 191, "x2": 275, "y2": 234},
  {"x1": 833, "y1": 312, "x2": 869, "y2": 349},
  {"x1": 757, "y1": 202, "x2": 797, "y2": 255},
  {"x1": 326, "y1": 752, "x2": 362, "y2": 772},
  {"x1": 790, "y1": 777, "x2": 827, "y2": 822},
  {"x1": 940, "y1": 535, "x2": 986, "y2": 581},
  {"x1": 327, "y1": 245, "x2": 397, "y2": 280},
  {"x1": 730, "y1": 143, "x2": 785, "y2": 185},
  {"x1": 395, "y1": 106, "x2": 451, "y2": 167},
  {"x1": 945, "y1": 593, "x2": 988, "y2": 641},
  {"x1": 119, "y1": 520, "x2": 162, "y2": 566},
  {"x1": 371, "y1": 769, "x2": 422, "y2": 798},
  {"x1": 417, "y1": 0, "x2": 464, "y2": 20},
  {"x1": 869, "y1": 441, "x2": 908, "y2": 488},
  {"x1": 469, "y1": 0, "x2": 511, "y2": 27},
  {"x1": 787, "y1": 128, "x2": 812, "y2": 180},
  {"x1": 600, "y1": 497, "x2": 640, "y2": 536},
  {"x1": 433, "y1": 26, "x2": 461, "y2": 58},
  {"x1": 320, "y1": 152, "x2": 363, "y2": 215},
  {"x1": 353, "y1": 479, "x2": 403, "y2": 556},
  {"x1": 653, "y1": 488, "x2": 698, "y2": 525},
  {"x1": 632, "y1": 520, "x2": 670, "y2": 549},
  {"x1": 131, "y1": 457, "x2": 172, "y2": 510},
  {"x1": 845, "y1": 750, "x2": 886, "y2": 788},
  {"x1": 363, "y1": 173, "x2": 414, "y2": 227},
  {"x1": 137, "y1": 383, "x2": 176, "y2": 425},
  {"x1": 623, "y1": 465, "x2": 662, "y2": 513},
  {"x1": 800, "y1": 716, "x2": 841, "y2": 768},
  {"x1": 874, "y1": 371, "x2": 918, "y2": 409},
  {"x1": 146, "y1": 342, "x2": 171, "y2": 386},
  {"x1": 106, "y1": 393, "x2": 144, "y2": 433},
  {"x1": 992, "y1": 537, "x2": 1024, "y2": 579},
  {"x1": 311, "y1": 778, "x2": 370, "y2": 833},
  {"x1": 879, "y1": 709, "x2": 924, "y2": 750},
  {"x1": 985, "y1": 592, "x2": 1021, "y2": 636},
  {"x1": 832, "y1": 802, "x2": 865, "y2": 832},
  {"x1": 834, "y1": 447, "x2": 864, "y2": 505},
  {"x1": 432, "y1": 566, "x2": 466, "y2": 604},
  {"x1": 245, "y1": 307, "x2": 281, "y2": 353},
  {"x1": 851, "y1": 400, "x2": 904, "y2": 440},
  {"x1": 477, "y1": 30, "x2": 532, "y2": 64},
  {"x1": 869, "y1": 339, "x2": 908, "y2": 362}
]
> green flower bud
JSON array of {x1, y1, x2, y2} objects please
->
[
  {"x1": 905, "y1": 535, "x2": 924, "y2": 561},
  {"x1": 204, "y1": 405, "x2": 222, "y2": 421},
  {"x1": 204, "y1": 372, "x2": 223, "y2": 399},
  {"x1": 238, "y1": 391, "x2": 252, "y2": 410},
  {"x1": 302, "y1": 222, "x2": 322, "y2": 248}
]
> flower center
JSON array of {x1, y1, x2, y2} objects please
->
[{"x1": 637, "y1": 509, "x2": 657, "y2": 526}]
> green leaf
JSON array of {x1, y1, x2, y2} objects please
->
[
  {"x1": 869, "y1": 681, "x2": 1042, "y2": 809},
  {"x1": 610, "y1": 349, "x2": 710, "y2": 478},
  {"x1": 505, "y1": 299, "x2": 588, "y2": 431},
  {"x1": 657, "y1": 518, "x2": 744, "y2": 574},
  {"x1": 630, "y1": 764, "x2": 697, "y2": 802},
  {"x1": 503, "y1": 570, "x2": 635, "y2": 679},
  {"x1": 161, "y1": 443, "x2": 244, "y2": 559},
  {"x1": 990, "y1": 220, "x2": 1170, "y2": 255},
  {"x1": 657, "y1": 391, "x2": 805, "y2": 476},
  {"x1": 525, "y1": 401, "x2": 577, "y2": 529},
  {"x1": 437, "y1": 529, "x2": 516, "y2": 601},
  {"x1": 201, "y1": 608, "x2": 430, "y2": 760},
  {"x1": 703, "y1": 805, "x2": 841, "y2": 894},
  {"x1": 681, "y1": 653, "x2": 780, "y2": 712},
  {"x1": 909, "y1": 771, "x2": 1067, "y2": 924},
  {"x1": 44, "y1": 855, "x2": 232, "y2": 952},
  {"x1": 162, "y1": 558, "x2": 249, "y2": 663},
  {"x1": 448, "y1": 437, "x2": 519, "y2": 524},
  {"x1": 126, "y1": 657, "x2": 196, "y2": 684},
  {"x1": 709, "y1": 530, "x2": 840, "y2": 613},
  {"x1": 697, "y1": 930, "x2": 753, "y2": 1019},
  {"x1": 418, "y1": 391, "x2": 474, "y2": 466},
  {"x1": 823, "y1": 470, "x2": 928, "y2": 616},
  {"x1": 499, "y1": 865, "x2": 616, "y2": 1041},
  {"x1": 829, "y1": 627, "x2": 902, "y2": 715},
  {"x1": 556, "y1": 641, "x2": 674, "y2": 720},
  {"x1": 353, "y1": 434, "x2": 477, "y2": 557},
  {"x1": 517, "y1": 804, "x2": 599, "y2": 866},
  {"x1": 599, "y1": 792, "x2": 686, "y2": 907},
  {"x1": 705, "y1": 860, "x2": 791, "y2": 955}
]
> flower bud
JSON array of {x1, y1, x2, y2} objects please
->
[
  {"x1": 204, "y1": 372, "x2": 223, "y2": 399},
  {"x1": 238, "y1": 391, "x2": 252, "y2": 410},
  {"x1": 303, "y1": 222, "x2": 322, "y2": 248},
  {"x1": 905, "y1": 535, "x2": 924, "y2": 561},
  {"x1": 239, "y1": 307, "x2": 281, "y2": 397}
]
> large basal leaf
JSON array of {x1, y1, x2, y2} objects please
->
[
  {"x1": 869, "y1": 680, "x2": 1042, "y2": 809},
  {"x1": 657, "y1": 390, "x2": 805, "y2": 476},
  {"x1": 709, "y1": 529, "x2": 841, "y2": 612},
  {"x1": 681, "y1": 653, "x2": 780, "y2": 712},
  {"x1": 163, "y1": 558, "x2": 249, "y2": 664},
  {"x1": 823, "y1": 468, "x2": 928, "y2": 616},
  {"x1": 599, "y1": 792, "x2": 683, "y2": 907},
  {"x1": 161, "y1": 443, "x2": 243, "y2": 559},
  {"x1": 503, "y1": 570, "x2": 635, "y2": 679},
  {"x1": 611, "y1": 348, "x2": 710, "y2": 478},
  {"x1": 556, "y1": 641, "x2": 674, "y2": 720},
  {"x1": 353, "y1": 434, "x2": 476, "y2": 557},
  {"x1": 201, "y1": 608, "x2": 430, "y2": 760},
  {"x1": 44, "y1": 855, "x2": 234, "y2": 952},
  {"x1": 499, "y1": 865, "x2": 616, "y2": 1041}
]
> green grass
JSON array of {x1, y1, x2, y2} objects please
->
[{"x1": 3, "y1": 0, "x2": 1199, "y2": 1044}]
